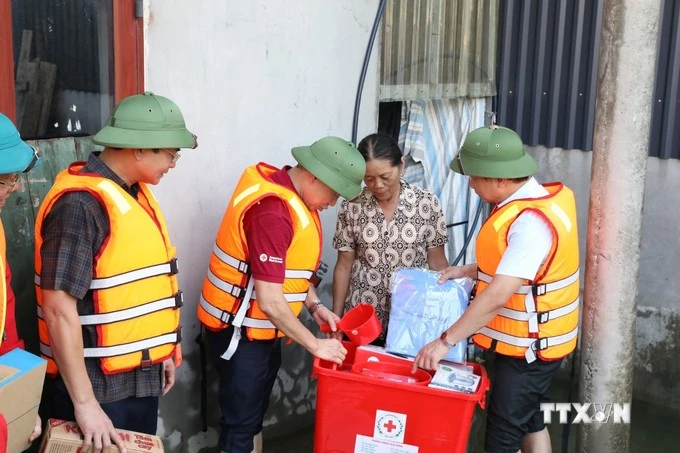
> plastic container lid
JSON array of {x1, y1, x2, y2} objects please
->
[{"x1": 351, "y1": 361, "x2": 432, "y2": 386}]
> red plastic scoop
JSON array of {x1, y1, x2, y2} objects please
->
[{"x1": 320, "y1": 303, "x2": 382, "y2": 346}]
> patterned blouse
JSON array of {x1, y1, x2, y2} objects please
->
[{"x1": 333, "y1": 181, "x2": 448, "y2": 340}]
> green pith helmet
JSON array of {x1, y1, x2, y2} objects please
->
[
  {"x1": 450, "y1": 125, "x2": 537, "y2": 178},
  {"x1": 291, "y1": 136, "x2": 366, "y2": 199},
  {"x1": 94, "y1": 91, "x2": 197, "y2": 149}
]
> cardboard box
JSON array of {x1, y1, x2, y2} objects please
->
[
  {"x1": 0, "y1": 348, "x2": 47, "y2": 453},
  {"x1": 40, "y1": 419, "x2": 164, "y2": 452}
]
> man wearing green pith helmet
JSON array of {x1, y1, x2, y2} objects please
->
[
  {"x1": 198, "y1": 136, "x2": 366, "y2": 453},
  {"x1": 414, "y1": 125, "x2": 580, "y2": 453},
  {"x1": 35, "y1": 92, "x2": 196, "y2": 452}
]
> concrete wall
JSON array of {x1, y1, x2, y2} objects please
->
[
  {"x1": 142, "y1": 1, "x2": 380, "y2": 451},
  {"x1": 529, "y1": 145, "x2": 680, "y2": 412}
]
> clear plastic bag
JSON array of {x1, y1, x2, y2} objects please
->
[{"x1": 386, "y1": 268, "x2": 474, "y2": 363}]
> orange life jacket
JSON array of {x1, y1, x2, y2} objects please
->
[
  {"x1": 198, "y1": 163, "x2": 321, "y2": 351},
  {"x1": 473, "y1": 182, "x2": 580, "y2": 362},
  {"x1": 34, "y1": 163, "x2": 182, "y2": 376}
]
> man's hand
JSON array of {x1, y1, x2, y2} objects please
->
[
  {"x1": 314, "y1": 306, "x2": 345, "y2": 341},
  {"x1": 313, "y1": 305, "x2": 340, "y2": 331},
  {"x1": 412, "y1": 338, "x2": 449, "y2": 373},
  {"x1": 312, "y1": 338, "x2": 347, "y2": 365},
  {"x1": 162, "y1": 358, "x2": 176, "y2": 395},
  {"x1": 437, "y1": 264, "x2": 477, "y2": 283},
  {"x1": 74, "y1": 399, "x2": 127, "y2": 453},
  {"x1": 28, "y1": 414, "x2": 41, "y2": 442}
]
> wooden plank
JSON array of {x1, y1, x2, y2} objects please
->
[
  {"x1": 50, "y1": 137, "x2": 79, "y2": 173},
  {"x1": 18, "y1": 59, "x2": 40, "y2": 136},
  {"x1": 36, "y1": 62, "x2": 57, "y2": 136},
  {"x1": 13, "y1": 30, "x2": 34, "y2": 130},
  {"x1": 25, "y1": 61, "x2": 39, "y2": 94},
  {"x1": 14, "y1": 30, "x2": 34, "y2": 88},
  {"x1": 13, "y1": 31, "x2": 34, "y2": 130},
  {"x1": 0, "y1": 0, "x2": 16, "y2": 119},
  {"x1": 19, "y1": 93, "x2": 42, "y2": 138}
]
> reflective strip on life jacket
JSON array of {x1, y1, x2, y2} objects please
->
[
  {"x1": 34, "y1": 258, "x2": 179, "y2": 290},
  {"x1": 477, "y1": 326, "x2": 579, "y2": 363},
  {"x1": 212, "y1": 244, "x2": 314, "y2": 280},
  {"x1": 284, "y1": 270, "x2": 315, "y2": 279},
  {"x1": 206, "y1": 269, "x2": 247, "y2": 298},
  {"x1": 202, "y1": 253, "x2": 313, "y2": 362},
  {"x1": 478, "y1": 269, "x2": 579, "y2": 333},
  {"x1": 37, "y1": 292, "x2": 184, "y2": 325},
  {"x1": 199, "y1": 294, "x2": 276, "y2": 329},
  {"x1": 477, "y1": 269, "x2": 579, "y2": 296},
  {"x1": 40, "y1": 329, "x2": 181, "y2": 359},
  {"x1": 498, "y1": 297, "x2": 580, "y2": 324},
  {"x1": 213, "y1": 244, "x2": 250, "y2": 274},
  {"x1": 250, "y1": 291, "x2": 307, "y2": 302},
  {"x1": 89, "y1": 259, "x2": 178, "y2": 290}
]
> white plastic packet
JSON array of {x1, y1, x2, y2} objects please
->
[{"x1": 386, "y1": 268, "x2": 474, "y2": 363}]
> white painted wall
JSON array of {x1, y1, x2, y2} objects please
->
[{"x1": 141, "y1": 1, "x2": 380, "y2": 450}]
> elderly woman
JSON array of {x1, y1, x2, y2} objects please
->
[{"x1": 332, "y1": 133, "x2": 449, "y2": 344}]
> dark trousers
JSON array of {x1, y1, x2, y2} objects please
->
[
  {"x1": 52, "y1": 387, "x2": 159, "y2": 434},
  {"x1": 206, "y1": 325, "x2": 282, "y2": 453},
  {"x1": 484, "y1": 353, "x2": 563, "y2": 453}
]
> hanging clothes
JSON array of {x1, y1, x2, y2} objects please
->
[{"x1": 399, "y1": 98, "x2": 486, "y2": 263}]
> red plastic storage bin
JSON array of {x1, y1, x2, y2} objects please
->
[{"x1": 312, "y1": 342, "x2": 489, "y2": 453}]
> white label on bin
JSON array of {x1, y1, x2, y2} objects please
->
[
  {"x1": 354, "y1": 434, "x2": 418, "y2": 453},
  {"x1": 373, "y1": 410, "x2": 407, "y2": 443}
]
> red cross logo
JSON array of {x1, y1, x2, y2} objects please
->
[{"x1": 383, "y1": 419, "x2": 397, "y2": 433}]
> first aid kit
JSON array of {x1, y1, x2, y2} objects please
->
[{"x1": 312, "y1": 342, "x2": 489, "y2": 452}]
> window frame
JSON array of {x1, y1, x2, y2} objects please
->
[{"x1": 0, "y1": 0, "x2": 144, "y2": 123}]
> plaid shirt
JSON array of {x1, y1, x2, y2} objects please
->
[{"x1": 39, "y1": 152, "x2": 162, "y2": 403}]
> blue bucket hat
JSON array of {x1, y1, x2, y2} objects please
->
[{"x1": 0, "y1": 113, "x2": 41, "y2": 174}]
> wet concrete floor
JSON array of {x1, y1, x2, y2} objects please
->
[{"x1": 263, "y1": 378, "x2": 680, "y2": 453}]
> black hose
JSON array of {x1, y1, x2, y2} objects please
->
[
  {"x1": 351, "y1": 0, "x2": 387, "y2": 143},
  {"x1": 452, "y1": 200, "x2": 484, "y2": 265}
]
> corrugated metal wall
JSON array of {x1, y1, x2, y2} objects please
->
[
  {"x1": 496, "y1": 0, "x2": 603, "y2": 151},
  {"x1": 11, "y1": 0, "x2": 109, "y2": 93},
  {"x1": 650, "y1": 0, "x2": 680, "y2": 159},
  {"x1": 380, "y1": 0, "x2": 500, "y2": 101}
]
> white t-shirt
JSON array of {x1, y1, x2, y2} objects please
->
[{"x1": 494, "y1": 178, "x2": 553, "y2": 281}]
